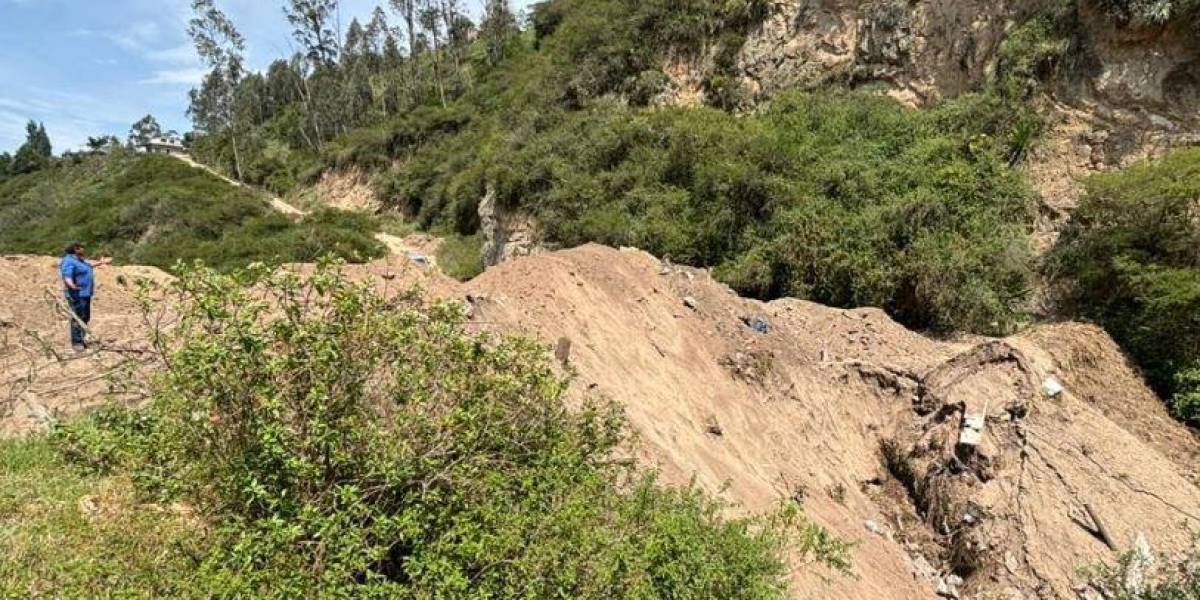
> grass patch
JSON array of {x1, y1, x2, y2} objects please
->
[
  {"x1": 0, "y1": 437, "x2": 206, "y2": 599},
  {"x1": 436, "y1": 233, "x2": 485, "y2": 281}
]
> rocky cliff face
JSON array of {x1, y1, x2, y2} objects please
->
[
  {"x1": 739, "y1": 0, "x2": 1045, "y2": 104},
  {"x1": 738, "y1": 0, "x2": 1200, "y2": 122},
  {"x1": 735, "y1": 0, "x2": 1199, "y2": 249}
]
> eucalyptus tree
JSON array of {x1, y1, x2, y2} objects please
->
[{"x1": 187, "y1": 0, "x2": 248, "y2": 178}]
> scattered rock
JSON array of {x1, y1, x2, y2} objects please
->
[
  {"x1": 1125, "y1": 532, "x2": 1155, "y2": 594},
  {"x1": 683, "y1": 296, "x2": 699, "y2": 310},
  {"x1": 936, "y1": 574, "x2": 964, "y2": 598},
  {"x1": 741, "y1": 316, "x2": 771, "y2": 334},
  {"x1": 911, "y1": 554, "x2": 938, "y2": 582},
  {"x1": 554, "y1": 337, "x2": 572, "y2": 367},
  {"x1": 958, "y1": 412, "x2": 986, "y2": 449},
  {"x1": 704, "y1": 415, "x2": 723, "y2": 437},
  {"x1": 864, "y1": 519, "x2": 891, "y2": 539}
]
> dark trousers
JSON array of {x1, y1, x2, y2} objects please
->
[{"x1": 67, "y1": 294, "x2": 92, "y2": 347}]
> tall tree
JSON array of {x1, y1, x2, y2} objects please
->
[
  {"x1": 390, "y1": 0, "x2": 420, "y2": 73},
  {"x1": 285, "y1": 0, "x2": 341, "y2": 67},
  {"x1": 364, "y1": 6, "x2": 391, "y2": 56},
  {"x1": 265, "y1": 59, "x2": 304, "y2": 116},
  {"x1": 0, "y1": 152, "x2": 12, "y2": 178},
  {"x1": 343, "y1": 17, "x2": 366, "y2": 65},
  {"x1": 481, "y1": 0, "x2": 518, "y2": 65},
  {"x1": 10, "y1": 121, "x2": 53, "y2": 174},
  {"x1": 438, "y1": 0, "x2": 469, "y2": 84},
  {"x1": 187, "y1": 0, "x2": 248, "y2": 178},
  {"x1": 128, "y1": 114, "x2": 163, "y2": 147},
  {"x1": 419, "y1": 0, "x2": 447, "y2": 106}
]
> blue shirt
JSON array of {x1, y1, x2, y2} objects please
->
[{"x1": 60, "y1": 254, "x2": 95, "y2": 298}]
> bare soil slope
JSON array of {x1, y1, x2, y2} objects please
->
[{"x1": 3, "y1": 245, "x2": 1198, "y2": 599}]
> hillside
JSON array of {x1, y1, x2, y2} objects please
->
[
  {"x1": 177, "y1": 0, "x2": 1200, "y2": 420},
  {"x1": 3, "y1": 246, "x2": 1199, "y2": 598},
  {"x1": 2, "y1": 0, "x2": 1200, "y2": 597},
  {"x1": 0, "y1": 152, "x2": 384, "y2": 271}
]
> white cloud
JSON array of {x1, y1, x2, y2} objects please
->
[
  {"x1": 140, "y1": 67, "x2": 207, "y2": 85},
  {"x1": 146, "y1": 42, "x2": 197, "y2": 65}
]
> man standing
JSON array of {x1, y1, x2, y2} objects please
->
[{"x1": 60, "y1": 242, "x2": 96, "y2": 352}]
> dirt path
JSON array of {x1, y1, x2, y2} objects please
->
[
  {"x1": 171, "y1": 154, "x2": 306, "y2": 217},
  {"x1": 169, "y1": 154, "x2": 436, "y2": 259}
]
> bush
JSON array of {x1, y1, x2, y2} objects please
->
[
  {"x1": 1046, "y1": 148, "x2": 1200, "y2": 418},
  {"x1": 60, "y1": 261, "x2": 848, "y2": 598},
  {"x1": 436, "y1": 233, "x2": 485, "y2": 281},
  {"x1": 1094, "y1": 0, "x2": 1200, "y2": 26},
  {"x1": 533, "y1": 0, "x2": 768, "y2": 104},
  {"x1": 1082, "y1": 530, "x2": 1200, "y2": 599},
  {"x1": 427, "y1": 90, "x2": 1034, "y2": 333}
]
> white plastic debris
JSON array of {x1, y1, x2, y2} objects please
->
[
  {"x1": 1042, "y1": 376, "x2": 1065, "y2": 398},
  {"x1": 959, "y1": 413, "x2": 986, "y2": 447}
]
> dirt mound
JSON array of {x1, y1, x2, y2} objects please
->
[
  {"x1": 0, "y1": 253, "x2": 451, "y2": 436},
  {"x1": 3, "y1": 245, "x2": 1198, "y2": 599},
  {"x1": 464, "y1": 245, "x2": 1200, "y2": 599},
  {"x1": 0, "y1": 256, "x2": 172, "y2": 435}
]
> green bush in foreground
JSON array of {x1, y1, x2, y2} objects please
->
[
  {"x1": 1046, "y1": 148, "x2": 1200, "y2": 421},
  {"x1": 49, "y1": 261, "x2": 849, "y2": 598}
]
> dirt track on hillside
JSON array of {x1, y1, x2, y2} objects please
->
[{"x1": 3, "y1": 246, "x2": 1198, "y2": 599}]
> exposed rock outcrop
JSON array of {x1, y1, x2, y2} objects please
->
[
  {"x1": 478, "y1": 186, "x2": 544, "y2": 267},
  {"x1": 738, "y1": 0, "x2": 1200, "y2": 122}
]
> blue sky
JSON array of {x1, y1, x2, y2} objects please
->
[{"x1": 0, "y1": 0, "x2": 535, "y2": 153}]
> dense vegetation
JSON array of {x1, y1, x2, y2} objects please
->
[
  {"x1": 1047, "y1": 148, "x2": 1200, "y2": 422},
  {"x1": 0, "y1": 152, "x2": 383, "y2": 271},
  {"x1": 183, "y1": 0, "x2": 1048, "y2": 334},
  {"x1": 1, "y1": 262, "x2": 851, "y2": 598}
]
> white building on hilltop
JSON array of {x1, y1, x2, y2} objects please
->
[{"x1": 140, "y1": 133, "x2": 186, "y2": 155}]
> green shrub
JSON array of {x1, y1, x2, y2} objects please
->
[
  {"x1": 1082, "y1": 530, "x2": 1200, "y2": 599},
  {"x1": 59, "y1": 261, "x2": 847, "y2": 598},
  {"x1": 421, "y1": 90, "x2": 1034, "y2": 333},
  {"x1": 1172, "y1": 366, "x2": 1200, "y2": 423},
  {"x1": 533, "y1": 0, "x2": 767, "y2": 104},
  {"x1": 1095, "y1": 0, "x2": 1200, "y2": 26},
  {"x1": 1046, "y1": 148, "x2": 1200, "y2": 411},
  {"x1": 994, "y1": 9, "x2": 1075, "y2": 101},
  {"x1": 436, "y1": 233, "x2": 485, "y2": 281}
]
